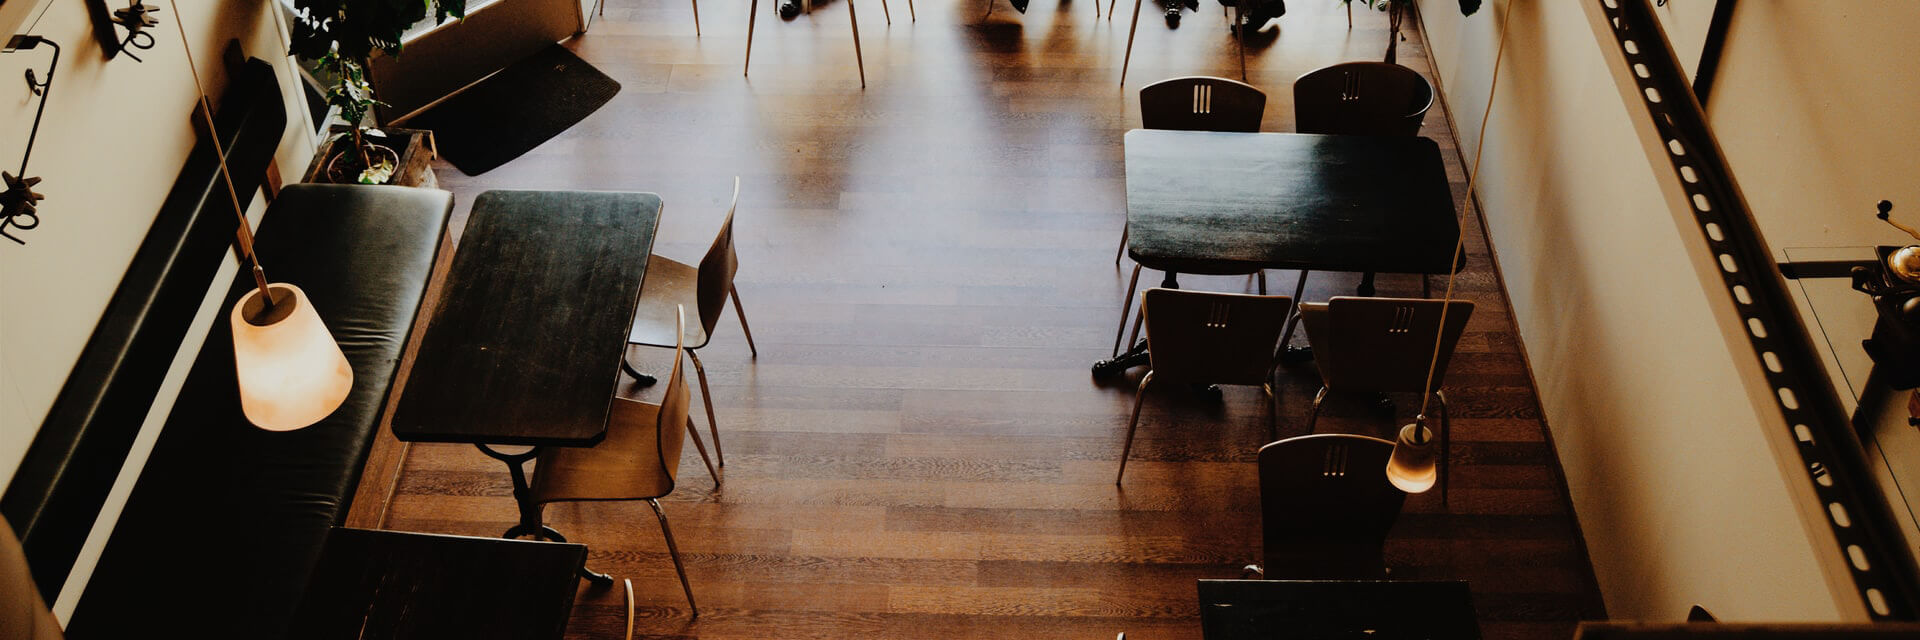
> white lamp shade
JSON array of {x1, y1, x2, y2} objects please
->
[
  {"x1": 230, "y1": 283, "x2": 353, "y2": 431},
  {"x1": 1385, "y1": 422, "x2": 1437, "y2": 493}
]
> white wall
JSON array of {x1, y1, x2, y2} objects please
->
[
  {"x1": 0, "y1": 1, "x2": 316, "y2": 493},
  {"x1": 0, "y1": 0, "x2": 318, "y2": 618},
  {"x1": 1414, "y1": 0, "x2": 1850, "y2": 621}
]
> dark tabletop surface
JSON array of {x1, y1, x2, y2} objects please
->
[
  {"x1": 1198, "y1": 579, "x2": 1481, "y2": 640},
  {"x1": 392, "y1": 190, "x2": 660, "y2": 446},
  {"x1": 290, "y1": 527, "x2": 586, "y2": 640},
  {"x1": 1124, "y1": 130, "x2": 1460, "y2": 276}
]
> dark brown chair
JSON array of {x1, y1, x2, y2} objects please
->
[
  {"x1": 623, "y1": 177, "x2": 758, "y2": 470},
  {"x1": 1115, "y1": 288, "x2": 1291, "y2": 483},
  {"x1": 1113, "y1": 77, "x2": 1269, "y2": 356},
  {"x1": 1298, "y1": 296, "x2": 1473, "y2": 503},
  {"x1": 1292, "y1": 61, "x2": 1434, "y2": 137},
  {"x1": 535, "y1": 306, "x2": 708, "y2": 617},
  {"x1": 1253, "y1": 434, "x2": 1406, "y2": 579},
  {"x1": 1283, "y1": 62, "x2": 1439, "y2": 315}
]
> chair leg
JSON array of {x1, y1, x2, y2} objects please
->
[
  {"x1": 648, "y1": 499, "x2": 699, "y2": 618},
  {"x1": 730, "y1": 288, "x2": 758, "y2": 358},
  {"x1": 1119, "y1": 0, "x2": 1144, "y2": 86},
  {"x1": 1436, "y1": 390, "x2": 1451, "y2": 507},
  {"x1": 880, "y1": 0, "x2": 891, "y2": 25},
  {"x1": 745, "y1": 0, "x2": 758, "y2": 76},
  {"x1": 1304, "y1": 386, "x2": 1328, "y2": 434},
  {"x1": 1113, "y1": 264, "x2": 1142, "y2": 356},
  {"x1": 1257, "y1": 270, "x2": 1267, "y2": 295},
  {"x1": 1262, "y1": 382, "x2": 1278, "y2": 441},
  {"x1": 908, "y1": 0, "x2": 916, "y2": 21},
  {"x1": 1108, "y1": 0, "x2": 1117, "y2": 20},
  {"x1": 1115, "y1": 371, "x2": 1155, "y2": 484},
  {"x1": 1234, "y1": 2, "x2": 1246, "y2": 81},
  {"x1": 684, "y1": 417, "x2": 720, "y2": 486},
  {"x1": 984, "y1": 0, "x2": 993, "y2": 18},
  {"x1": 687, "y1": 349, "x2": 725, "y2": 467},
  {"x1": 1115, "y1": 222, "x2": 1128, "y2": 266},
  {"x1": 1126, "y1": 299, "x2": 1145, "y2": 350},
  {"x1": 1277, "y1": 270, "x2": 1310, "y2": 350},
  {"x1": 692, "y1": 0, "x2": 702, "y2": 35},
  {"x1": 848, "y1": 0, "x2": 866, "y2": 88}
]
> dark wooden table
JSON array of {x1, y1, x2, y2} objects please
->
[
  {"x1": 391, "y1": 189, "x2": 660, "y2": 584},
  {"x1": 290, "y1": 527, "x2": 586, "y2": 640},
  {"x1": 1122, "y1": 130, "x2": 1459, "y2": 278},
  {"x1": 1096, "y1": 130, "x2": 1461, "y2": 376},
  {"x1": 1197, "y1": 579, "x2": 1481, "y2": 640}
]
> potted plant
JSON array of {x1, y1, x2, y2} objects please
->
[{"x1": 288, "y1": 0, "x2": 466, "y2": 185}]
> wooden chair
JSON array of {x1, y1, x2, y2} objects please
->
[
  {"x1": 1115, "y1": 288, "x2": 1291, "y2": 483},
  {"x1": 533, "y1": 306, "x2": 708, "y2": 617},
  {"x1": 1282, "y1": 62, "x2": 1438, "y2": 329},
  {"x1": 1252, "y1": 434, "x2": 1406, "y2": 579},
  {"x1": 1298, "y1": 296, "x2": 1473, "y2": 503},
  {"x1": 622, "y1": 177, "x2": 758, "y2": 471},
  {"x1": 1112, "y1": 77, "x2": 1268, "y2": 357},
  {"x1": 745, "y1": 0, "x2": 879, "y2": 88}
]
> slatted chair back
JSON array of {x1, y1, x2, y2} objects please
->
[
  {"x1": 1257, "y1": 434, "x2": 1406, "y2": 579},
  {"x1": 1141, "y1": 76, "x2": 1267, "y2": 133},
  {"x1": 1293, "y1": 62, "x2": 1434, "y2": 137},
  {"x1": 1142, "y1": 288, "x2": 1292, "y2": 386}
]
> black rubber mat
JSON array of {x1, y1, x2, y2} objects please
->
[{"x1": 405, "y1": 45, "x2": 621, "y2": 175}]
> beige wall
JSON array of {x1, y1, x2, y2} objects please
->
[
  {"x1": 0, "y1": 1, "x2": 315, "y2": 492},
  {"x1": 0, "y1": 0, "x2": 317, "y2": 618},
  {"x1": 1414, "y1": 0, "x2": 1851, "y2": 621}
]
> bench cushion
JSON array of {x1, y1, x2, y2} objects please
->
[{"x1": 66, "y1": 184, "x2": 451, "y2": 638}]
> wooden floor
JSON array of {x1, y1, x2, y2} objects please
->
[{"x1": 361, "y1": 1, "x2": 1606, "y2": 637}]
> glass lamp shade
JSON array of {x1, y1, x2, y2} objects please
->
[
  {"x1": 1385, "y1": 422, "x2": 1438, "y2": 493},
  {"x1": 230, "y1": 283, "x2": 352, "y2": 431}
]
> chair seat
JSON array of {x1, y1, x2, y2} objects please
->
[
  {"x1": 532, "y1": 397, "x2": 680, "y2": 503},
  {"x1": 629, "y1": 254, "x2": 709, "y2": 349}
]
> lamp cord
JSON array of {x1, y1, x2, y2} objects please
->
[
  {"x1": 1414, "y1": 0, "x2": 1516, "y2": 429},
  {"x1": 165, "y1": 0, "x2": 273, "y2": 308}
]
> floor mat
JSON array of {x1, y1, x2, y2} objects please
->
[{"x1": 404, "y1": 45, "x2": 621, "y2": 175}]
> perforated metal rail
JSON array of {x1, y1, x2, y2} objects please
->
[{"x1": 1586, "y1": 0, "x2": 1920, "y2": 619}]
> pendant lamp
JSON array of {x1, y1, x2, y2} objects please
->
[{"x1": 1385, "y1": 418, "x2": 1438, "y2": 494}]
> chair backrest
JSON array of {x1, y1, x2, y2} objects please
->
[
  {"x1": 650, "y1": 306, "x2": 693, "y2": 489},
  {"x1": 3, "y1": 517, "x2": 63, "y2": 640},
  {"x1": 1140, "y1": 76, "x2": 1267, "y2": 133},
  {"x1": 1142, "y1": 288, "x2": 1292, "y2": 386},
  {"x1": 531, "y1": 307, "x2": 691, "y2": 503},
  {"x1": 1299, "y1": 297, "x2": 1475, "y2": 395},
  {"x1": 1257, "y1": 434, "x2": 1405, "y2": 579},
  {"x1": 1292, "y1": 62, "x2": 1434, "y2": 137},
  {"x1": 695, "y1": 177, "x2": 743, "y2": 337}
]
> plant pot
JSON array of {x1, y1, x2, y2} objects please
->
[{"x1": 325, "y1": 143, "x2": 402, "y2": 185}]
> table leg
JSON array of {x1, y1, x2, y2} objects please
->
[
  {"x1": 1357, "y1": 271, "x2": 1377, "y2": 297},
  {"x1": 476, "y1": 444, "x2": 616, "y2": 586}
]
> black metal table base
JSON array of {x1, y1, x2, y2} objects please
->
[
  {"x1": 619, "y1": 358, "x2": 657, "y2": 386},
  {"x1": 476, "y1": 444, "x2": 615, "y2": 586}
]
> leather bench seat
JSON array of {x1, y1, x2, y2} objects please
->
[{"x1": 65, "y1": 184, "x2": 451, "y2": 638}]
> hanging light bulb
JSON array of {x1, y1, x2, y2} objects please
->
[
  {"x1": 1385, "y1": 417, "x2": 1437, "y2": 494},
  {"x1": 230, "y1": 284, "x2": 353, "y2": 430}
]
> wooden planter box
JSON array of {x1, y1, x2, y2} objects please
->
[{"x1": 301, "y1": 126, "x2": 438, "y2": 189}]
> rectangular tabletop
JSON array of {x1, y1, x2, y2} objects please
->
[
  {"x1": 1197, "y1": 579, "x2": 1481, "y2": 639},
  {"x1": 1125, "y1": 130, "x2": 1460, "y2": 276},
  {"x1": 393, "y1": 190, "x2": 660, "y2": 446},
  {"x1": 290, "y1": 527, "x2": 586, "y2": 640}
]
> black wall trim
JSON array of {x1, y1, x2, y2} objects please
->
[
  {"x1": 0, "y1": 58, "x2": 287, "y2": 600},
  {"x1": 1691, "y1": 0, "x2": 1737, "y2": 105}
]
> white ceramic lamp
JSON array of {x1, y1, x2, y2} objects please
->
[
  {"x1": 231, "y1": 283, "x2": 352, "y2": 431},
  {"x1": 1385, "y1": 420, "x2": 1437, "y2": 494}
]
